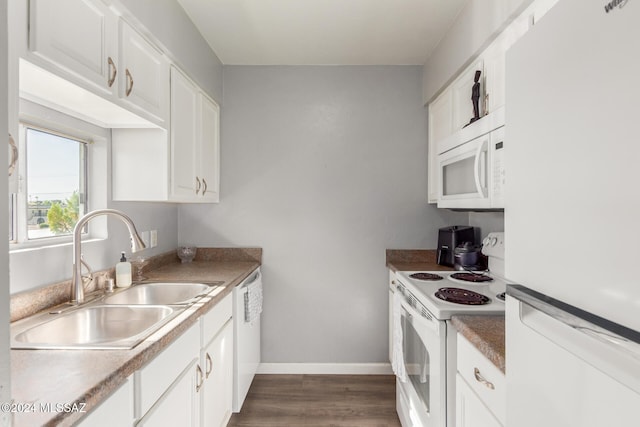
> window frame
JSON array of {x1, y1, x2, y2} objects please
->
[{"x1": 9, "y1": 100, "x2": 109, "y2": 250}]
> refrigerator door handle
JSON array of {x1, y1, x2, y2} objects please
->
[{"x1": 508, "y1": 285, "x2": 640, "y2": 361}]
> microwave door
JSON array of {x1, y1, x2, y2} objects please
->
[{"x1": 437, "y1": 135, "x2": 491, "y2": 209}]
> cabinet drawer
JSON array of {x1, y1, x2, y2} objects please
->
[
  {"x1": 137, "y1": 322, "x2": 199, "y2": 417},
  {"x1": 457, "y1": 334, "x2": 505, "y2": 425},
  {"x1": 201, "y1": 293, "x2": 232, "y2": 346}
]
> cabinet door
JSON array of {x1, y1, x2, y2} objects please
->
[
  {"x1": 119, "y1": 20, "x2": 168, "y2": 122},
  {"x1": 137, "y1": 324, "x2": 200, "y2": 417},
  {"x1": 452, "y1": 61, "x2": 484, "y2": 132},
  {"x1": 198, "y1": 94, "x2": 221, "y2": 202},
  {"x1": 484, "y1": 51, "x2": 506, "y2": 114},
  {"x1": 456, "y1": 374, "x2": 502, "y2": 427},
  {"x1": 201, "y1": 320, "x2": 233, "y2": 427},
  {"x1": 428, "y1": 90, "x2": 452, "y2": 203},
  {"x1": 138, "y1": 358, "x2": 200, "y2": 427},
  {"x1": 29, "y1": 0, "x2": 116, "y2": 94},
  {"x1": 78, "y1": 377, "x2": 133, "y2": 427},
  {"x1": 170, "y1": 67, "x2": 199, "y2": 200}
]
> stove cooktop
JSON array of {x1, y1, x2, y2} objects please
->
[{"x1": 396, "y1": 270, "x2": 506, "y2": 320}]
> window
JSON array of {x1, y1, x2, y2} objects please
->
[
  {"x1": 24, "y1": 128, "x2": 87, "y2": 239},
  {"x1": 10, "y1": 100, "x2": 108, "y2": 249}
]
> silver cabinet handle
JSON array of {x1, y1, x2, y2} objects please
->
[
  {"x1": 107, "y1": 57, "x2": 117, "y2": 87},
  {"x1": 473, "y1": 367, "x2": 495, "y2": 390},
  {"x1": 202, "y1": 178, "x2": 207, "y2": 195},
  {"x1": 196, "y1": 364, "x2": 204, "y2": 392},
  {"x1": 125, "y1": 68, "x2": 134, "y2": 96},
  {"x1": 8, "y1": 133, "x2": 17, "y2": 177},
  {"x1": 195, "y1": 177, "x2": 201, "y2": 195},
  {"x1": 205, "y1": 352, "x2": 213, "y2": 379}
]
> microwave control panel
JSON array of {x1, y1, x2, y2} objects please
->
[{"x1": 491, "y1": 127, "x2": 506, "y2": 207}]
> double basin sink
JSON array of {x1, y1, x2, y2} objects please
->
[{"x1": 11, "y1": 282, "x2": 223, "y2": 350}]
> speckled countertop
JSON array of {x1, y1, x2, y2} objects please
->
[
  {"x1": 386, "y1": 249, "x2": 453, "y2": 272},
  {"x1": 10, "y1": 248, "x2": 261, "y2": 427},
  {"x1": 451, "y1": 315, "x2": 505, "y2": 373}
]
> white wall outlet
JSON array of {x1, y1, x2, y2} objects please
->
[
  {"x1": 150, "y1": 230, "x2": 158, "y2": 248},
  {"x1": 140, "y1": 231, "x2": 150, "y2": 248}
]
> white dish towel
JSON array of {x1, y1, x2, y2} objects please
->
[
  {"x1": 392, "y1": 288, "x2": 408, "y2": 383},
  {"x1": 244, "y1": 277, "x2": 263, "y2": 324}
]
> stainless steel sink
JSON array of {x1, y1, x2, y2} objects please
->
[
  {"x1": 12, "y1": 305, "x2": 180, "y2": 350},
  {"x1": 103, "y1": 282, "x2": 219, "y2": 305}
]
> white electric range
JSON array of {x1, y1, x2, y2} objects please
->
[{"x1": 392, "y1": 232, "x2": 506, "y2": 427}]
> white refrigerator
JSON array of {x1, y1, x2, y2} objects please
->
[{"x1": 505, "y1": 0, "x2": 640, "y2": 425}]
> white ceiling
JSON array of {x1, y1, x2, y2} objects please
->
[{"x1": 177, "y1": 0, "x2": 468, "y2": 65}]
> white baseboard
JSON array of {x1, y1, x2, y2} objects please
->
[{"x1": 256, "y1": 363, "x2": 393, "y2": 375}]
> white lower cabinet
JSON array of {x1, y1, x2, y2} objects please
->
[
  {"x1": 137, "y1": 357, "x2": 200, "y2": 427},
  {"x1": 78, "y1": 377, "x2": 134, "y2": 426},
  {"x1": 455, "y1": 334, "x2": 505, "y2": 427},
  {"x1": 456, "y1": 375, "x2": 502, "y2": 427},
  {"x1": 134, "y1": 293, "x2": 233, "y2": 427},
  {"x1": 136, "y1": 323, "x2": 200, "y2": 426},
  {"x1": 201, "y1": 321, "x2": 233, "y2": 427}
]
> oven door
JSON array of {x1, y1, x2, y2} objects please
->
[
  {"x1": 397, "y1": 293, "x2": 446, "y2": 427},
  {"x1": 437, "y1": 133, "x2": 491, "y2": 209}
]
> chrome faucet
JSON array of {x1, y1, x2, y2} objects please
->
[{"x1": 71, "y1": 209, "x2": 146, "y2": 304}]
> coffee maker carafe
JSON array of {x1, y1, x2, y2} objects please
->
[{"x1": 436, "y1": 226, "x2": 475, "y2": 267}]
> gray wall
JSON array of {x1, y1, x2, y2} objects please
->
[
  {"x1": 422, "y1": 0, "x2": 534, "y2": 104},
  {"x1": 179, "y1": 66, "x2": 467, "y2": 364},
  {"x1": 469, "y1": 212, "x2": 505, "y2": 243}
]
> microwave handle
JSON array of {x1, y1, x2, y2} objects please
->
[{"x1": 474, "y1": 138, "x2": 489, "y2": 197}]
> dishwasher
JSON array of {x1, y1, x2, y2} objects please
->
[{"x1": 232, "y1": 267, "x2": 262, "y2": 412}]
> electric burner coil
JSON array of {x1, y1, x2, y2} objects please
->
[
  {"x1": 450, "y1": 272, "x2": 493, "y2": 283},
  {"x1": 409, "y1": 272, "x2": 444, "y2": 281},
  {"x1": 435, "y1": 287, "x2": 491, "y2": 305}
]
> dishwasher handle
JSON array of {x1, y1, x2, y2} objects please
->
[{"x1": 240, "y1": 269, "x2": 261, "y2": 289}]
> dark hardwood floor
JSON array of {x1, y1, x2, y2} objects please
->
[{"x1": 228, "y1": 374, "x2": 402, "y2": 427}]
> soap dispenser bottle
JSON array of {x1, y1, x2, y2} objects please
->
[{"x1": 116, "y1": 252, "x2": 132, "y2": 287}]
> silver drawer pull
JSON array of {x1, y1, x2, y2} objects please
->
[{"x1": 474, "y1": 367, "x2": 495, "y2": 390}]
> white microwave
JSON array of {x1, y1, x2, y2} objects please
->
[{"x1": 437, "y1": 126, "x2": 505, "y2": 209}]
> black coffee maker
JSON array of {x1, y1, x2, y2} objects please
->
[{"x1": 436, "y1": 226, "x2": 476, "y2": 267}]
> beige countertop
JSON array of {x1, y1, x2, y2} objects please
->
[
  {"x1": 451, "y1": 315, "x2": 505, "y2": 373},
  {"x1": 10, "y1": 248, "x2": 261, "y2": 427}
]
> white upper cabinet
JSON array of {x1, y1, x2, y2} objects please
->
[
  {"x1": 198, "y1": 94, "x2": 221, "y2": 202},
  {"x1": 483, "y1": 51, "x2": 505, "y2": 115},
  {"x1": 427, "y1": 90, "x2": 453, "y2": 203},
  {"x1": 26, "y1": 0, "x2": 168, "y2": 127},
  {"x1": 111, "y1": 68, "x2": 220, "y2": 203},
  {"x1": 29, "y1": 0, "x2": 117, "y2": 95},
  {"x1": 170, "y1": 67, "x2": 199, "y2": 199},
  {"x1": 170, "y1": 66, "x2": 220, "y2": 203},
  {"x1": 118, "y1": 20, "x2": 169, "y2": 123},
  {"x1": 451, "y1": 61, "x2": 484, "y2": 133}
]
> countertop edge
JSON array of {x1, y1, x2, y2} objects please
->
[{"x1": 450, "y1": 315, "x2": 506, "y2": 374}]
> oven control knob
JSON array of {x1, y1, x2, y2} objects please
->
[{"x1": 491, "y1": 237, "x2": 498, "y2": 246}]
